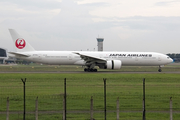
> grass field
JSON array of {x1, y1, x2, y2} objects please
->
[{"x1": 0, "y1": 63, "x2": 180, "y2": 120}]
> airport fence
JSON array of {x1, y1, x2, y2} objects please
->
[{"x1": 0, "y1": 77, "x2": 180, "y2": 120}]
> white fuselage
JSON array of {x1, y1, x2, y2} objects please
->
[
  {"x1": 8, "y1": 29, "x2": 173, "y2": 72},
  {"x1": 11, "y1": 51, "x2": 173, "y2": 66}
]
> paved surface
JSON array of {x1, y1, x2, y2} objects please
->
[{"x1": 0, "y1": 71, "x2": 180, "y2": 74}]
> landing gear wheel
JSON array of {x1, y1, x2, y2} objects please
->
[
  {"x1": 158, "y1": 69, "x2": 162, "y2": 72},
  {"x1": 84, "y1": 68, "x2": 87, "y2": 72},
  {"x1": 84, "y1": 68, "x2": 98, "y2": 72},
  {"x1": 158, "y1": 66, "x2": 162, "y2": 72}
]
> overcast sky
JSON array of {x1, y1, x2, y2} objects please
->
[{"x1": 0, "y1": 0, "x2": 180, "y2": 54}]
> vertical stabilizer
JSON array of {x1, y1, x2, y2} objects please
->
[{"x1": 9, "y1": 29, "x2": 35, "y2": 52}]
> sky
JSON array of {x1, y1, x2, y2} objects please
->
[{"x1": 0, "y1": 0, "x2": 180, "y2": 54}]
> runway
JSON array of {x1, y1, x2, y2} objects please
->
[{"x1": 0, "y1": 71, "x2": 180, "y2": 74}]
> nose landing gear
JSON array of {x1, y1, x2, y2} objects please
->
[{"x1": 158, "y1": 66, "x2": 162, "y2": 72}]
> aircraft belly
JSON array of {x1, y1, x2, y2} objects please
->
[
  {"x1": 73, "y1": 60, "x2": 85, "y2": 65},
  {"x1": 20, "y1": 56, "x2": 81, "y2": 65},
  {"x1": 41, "y1": 58, "x2": 80, "y2": 65}
]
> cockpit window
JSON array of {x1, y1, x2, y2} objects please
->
[{"x1": 167, "y1": 57, "x2": 170, "y2": 59}]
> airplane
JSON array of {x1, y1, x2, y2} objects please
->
[{"x1": 8, "y1": 29, "x2": 173, "y2": 72}]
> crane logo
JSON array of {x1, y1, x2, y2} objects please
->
[{"x1": 15, "y1": 38, "x2": 26, "y2": 49}]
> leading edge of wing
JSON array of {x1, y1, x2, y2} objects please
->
[
  {"x1": 73, "y1": 52, "x2": 107, "y2": 62},
  {"x1": 8, "y1": 52, "x2": 30, "y2": 57}
]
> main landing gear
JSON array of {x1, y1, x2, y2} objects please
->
[
  {"x1": 84, "y1": 68, "x2": 97, "y2": 72},
  {"x1": 158, "y1": 66, "x2": 162, "y2": 72}
]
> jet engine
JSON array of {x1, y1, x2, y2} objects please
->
[{"x1": 106, "y1": 60, "x2": 122, "y2": 69}]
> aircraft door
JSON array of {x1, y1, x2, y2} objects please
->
[
  {"x1": 158, "y1": 55, "x2": 161, "y2": 61},
  {"x1": 69, "y1": 54, "x2": 72, "y2": 60},
  {"x1": 38, "y1": 54, "x2": 42, "y2": 60},
  {"x1": 99, "y1": 54, "x2": 103, "y2": 58},
  {"x1": 135, "y1": 57, "x2": 140, "y2": 65}
]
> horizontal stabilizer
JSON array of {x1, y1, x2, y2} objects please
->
[{"x1": 8, "y1": 52, "x2": 30, "y2": 57}]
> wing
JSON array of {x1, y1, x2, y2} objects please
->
[{"x1": 73, "y1": 52, "x2": 106, "y2": 64}]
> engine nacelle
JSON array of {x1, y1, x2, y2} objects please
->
[{"x1": 106, "y1": 60, "x2": 122, "y2": 69}]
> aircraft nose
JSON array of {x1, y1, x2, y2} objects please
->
[{"x1": 170, "y1": 58, "x2": 173, "y2": 63}]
